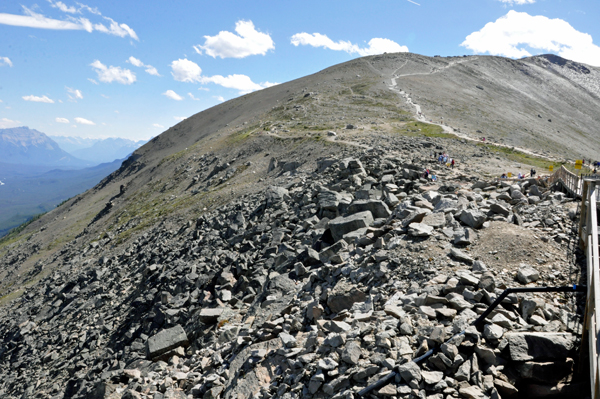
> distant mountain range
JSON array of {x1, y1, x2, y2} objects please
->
[
  {"x1": 0, "y1": 127, "x2": 88, "y2": 168},
  {"x1": 0, "y1": 127, "x2": 144, "y2": 236},
  {"x1": 50, "y1": 135, "x2": 147, "y2": 164},
  {"x1": 47, "y1": 136, "x2": 100, "y2": 153}
]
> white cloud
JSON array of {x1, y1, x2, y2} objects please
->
[
  {"x1": 194, "y1": 20, "x2": 274, "y2": 59},
  {"x1": 90, "y1": 60, "x2": 136, "y2": 84},
  {"x1": 188, "y1": 92, "x2": 200, "y2": 100},
  {"x1": 200, "y1": 74, "x2": 277, "y2": 94},
  {"x1": 94, "y1": 17, "x2": 138, "y2": 40},
  {"x1": 66, "y1": 86, "x2": 83, "y2": 100},
  {"x1": 214, "y1": 96, "x2": 225, "y2": 102},
  {"x1": 127, "y1": 56, "x2": 143, "y2": 67},
  {"x1": 74, "y1": 117, "x2": 95, "y2": 125},
  {"x1": 76, "y1": 3, "x2": 101, "y2": 15},
  {"x1": 0, "y1": 5, "x2": 137, "y2": 40},
  {"x1": 0, "y1": 57, "x2": 12, "y2": 67},
  {"x1": 144, "y1": 66, "x2": 159, "y2": 76},
  {"x1": 169, "y1": 57, "x2": 274, "y2": 94},
  {"x1": 48, "y1": 1, "x2": 77, "y2": 13},
  {"x1": 291, "y1": 33, "x2": 408, "y2": 56},
  {"x1": 88, "y1": 78, "x2": 98, "y2": 84},
  {"x1": 461, "y1": 11, "x2": 600, "y2": 66},
  {"x1": 153, "y1": 123, "x2": 164, "y2": 128},
  {"x1": 497, "y1": 0, "x2": 535, "y2": 4},
  {"x1": 55, "y1": 117, "x2": 69, "y2": 123},
  {"x1": 23, "y1": 94, "x2": 54, "y2": 103},
  {"x1": 170, "y1": 58, "x2": 202, "y2": 82},
  {"x1": 0, "y1": 118, "x2": 20, "y2": 128},
  {"x1": 163, "y1": 90, "x2": 183, "y2": 101},
  {"x1": 0, "y1": 6, "x2": 82, "y2": 30},
  {"x1": 127, "y1": 56, "x2": 160, "y2": 76},
  {"x1": 174, "y1": 116, "x2": 187, "y2": 121}
]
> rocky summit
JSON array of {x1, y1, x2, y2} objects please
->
[{"x1": 0, "y1": 52, "x2": 594, "y2": 399}]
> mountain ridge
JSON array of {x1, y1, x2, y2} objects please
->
[{"x1": 0, "y1": 52, "x2": 596, "y2": 398}]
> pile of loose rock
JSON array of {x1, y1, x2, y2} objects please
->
[{"x1": 0, "y1": 144, "x2": 586, "y2": 399}]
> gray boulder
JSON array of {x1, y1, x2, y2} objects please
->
[
  {"x1": 433, "y1": 198, "x2": 458, "y2": 213},
  {"x1": 529, "y1": 184, "x2": 543, "y2": 197},
  {"x1": 329, "y1": 211, "x2": 373, "y2": 242},
  {"x1": 147, "y1": 325, "x2": 189, "y2": 359},
  {"x1": 421, "y1": 212, "x2": 446, "y2": 228},
  {"x1": 408, "y1": 222, "x2": 434, "y2": 237},
  {"x1": 327, "y1": 280, "x2": 367, "y2": 313},
  {"x1": 397, "y1": 361, "x2": 422, "y2": 382},
  {"x1": 401, "y1": 210, "x2": 429, "y2": 227},
  {"x1": 517, "y1": 267, "x2": 539, "y2": 284},
  {"x1": 460, "y1": 210, "x2": 486, "y2": 229},
  {"x1": 265, "y1": 186, "x2": 290, "y2": 203},
  {"x1": 490, "y1": 203, "x2": 510, "y2": 217},
  {"x1": 450, "y1": 248, "x2": 474, "y2": 264},
  {"x1": 502, "y1": 332, "x2": 576, "y2": 361},
  {"x1": 347, "y1": 200, "x2": 391, "y2": 218},
  {"x1": 318, "y1": 190, "x2": 342, "y2": 212}
]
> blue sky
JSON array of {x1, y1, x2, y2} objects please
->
[{"x1": 0, "y1": 0, "x2": 598, "y2": 140}]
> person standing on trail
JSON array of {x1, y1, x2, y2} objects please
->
[{"x1": 451, "y1": 159, "x2": 455, "y2": 169}]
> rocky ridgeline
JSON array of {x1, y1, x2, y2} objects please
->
[{"x1": 0, "y1": 144, "x2": 584, "y2": 399}]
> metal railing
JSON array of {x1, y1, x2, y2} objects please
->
[{"x1": 580, "y1": 179, "x2": 600, "y2": 398}]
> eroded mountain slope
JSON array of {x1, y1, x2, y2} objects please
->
[{"x1": 0, "y1": 52, "x2": 594, "y2": 398}]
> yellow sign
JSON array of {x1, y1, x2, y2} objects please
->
[
  {"x1": 507, "y1": 172, "x2": 512, "y2": 178},
  {"x1": 549, "y1": 165, "x2": 553, "y2": 172},
  {"x1": 575, "y1": 160, "x2": 583, "y2": 165}
]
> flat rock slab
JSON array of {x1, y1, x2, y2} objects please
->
[
  {"x1": 408, "y1": 222, "x2": 434, "y2": 237},
  {"x1": 503, "y1": 332, "x2": 576, "y2": 361},
  {"x1": 347, "y1": 200, "x2": 391, "y2": 219},
  {"x1": 421, "y1": 212, "x2": 446, "y2": 228},
  {"x1": 459, "y1": 385, "x2": 486, "y2": 399},
  {"x1": 490, "y1": 203, "x2": 510, "y2": 217},
  {"x1": 199, "y1": 308, "x2": 225, "y2": 323},
  {"x1": 450, "y1": 248, "x2": 474, "y2": 264},
  {"x1": 147, "y1": 325, "x2": 188, "y2": 359},
  {"x1": 329, "y1": 211, "x2": 373, "y2": 242}
]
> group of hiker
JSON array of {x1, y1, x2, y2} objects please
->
[
  {"x1": 435, "y1": 152, "x2": 455, "y2": 169},
  {"x1": 500, "y1": 168, "x2": 537, "y2": 179},
  {"x1": 423, "y1": 169, "x2": 438, "y2": 181},
  {"x1": 422, "y1": 151, "x2": 457, "y2": 182}
]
